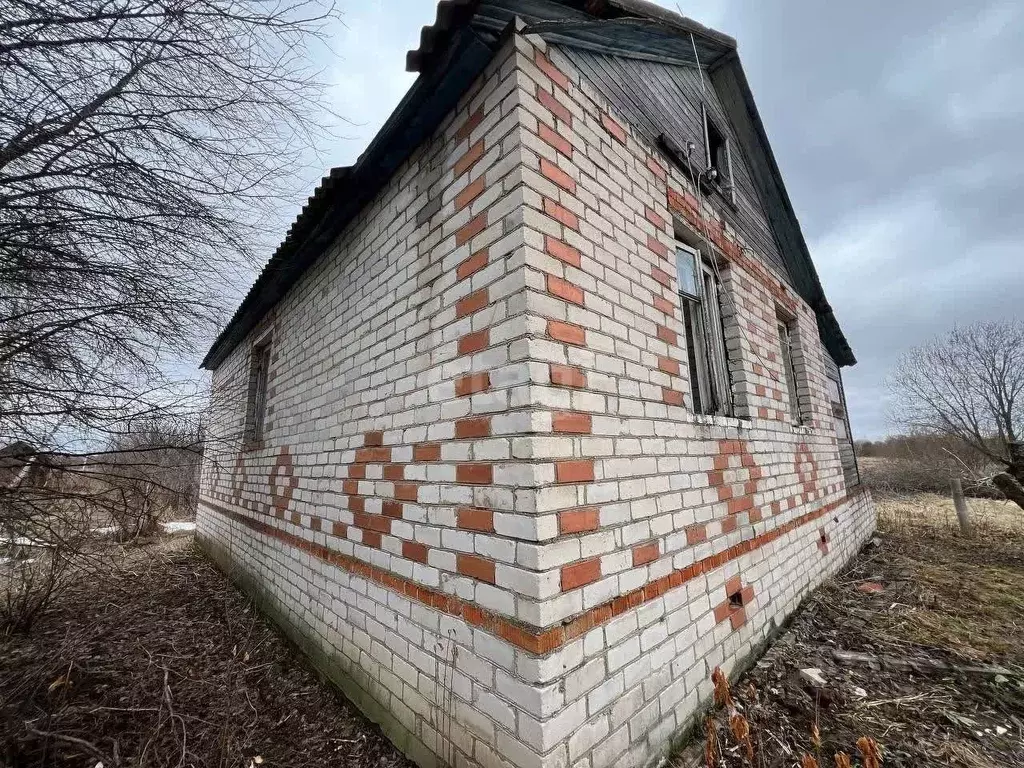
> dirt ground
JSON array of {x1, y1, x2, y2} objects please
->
[
  {"x1": 675, "y1": 492, "x2": 1024, "y2": 767},
  {"x1": 0, "y1": 537, "x2": 412, "y2": 768},
  {"x1": 4, "y1": 492, "x2": 1022, "y2": 768}
]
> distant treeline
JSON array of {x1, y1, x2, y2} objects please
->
[{"x1": 855, "y1": 434, "x2": 998, "y2": 498}]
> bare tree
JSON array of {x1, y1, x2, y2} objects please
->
[
  {"x1": 0, "y1": 0, "x2": 339, "y2": 630},
  {"x1": 890, "y1": 320, "x2": 1024, "y2": 509},
  {"x1": 0, "y1": 0, "x2": 337, "y2": 451}
]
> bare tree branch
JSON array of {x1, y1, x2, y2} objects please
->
[{"x1": 889, "y1": 320, "x2": 1024, "y2": 510}]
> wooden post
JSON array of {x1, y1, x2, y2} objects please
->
[{"x1": 951, "y1": 477, "x2": 971, "y2": 535}]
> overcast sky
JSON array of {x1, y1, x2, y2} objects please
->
[{"x1": 306, "y1": 0, "x2": 1024, "y2": 439}]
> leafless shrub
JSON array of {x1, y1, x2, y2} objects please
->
[{"x1": 1, "y1": 548, "x2": 67, "y2": 634}]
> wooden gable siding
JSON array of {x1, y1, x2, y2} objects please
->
[{"x1": 553, "y1": 45, "x2": 790, "y2": 279}]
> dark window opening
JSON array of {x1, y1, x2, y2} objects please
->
[
  {"x1": 244, "y1": 339, "x2": 272, "y2": 446},
  {"x1": 728, "y1": 588, "x2": 743, "y2": 608},
  {"x1": 777, "y1": 317, "x2": 803, "y2": 425},
  {"x1": 702, "y1": 106, "x2": 734, "y2": 202}
]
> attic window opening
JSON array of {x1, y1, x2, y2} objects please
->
[{"x1": 702, "y1": 105, "x2": 735, "y2": 203}]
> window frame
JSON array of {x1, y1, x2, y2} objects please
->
[
  {"x1": 244, "y1": 335, "x2": 272, "y2": 448},
  {"x1": 701, "y1": 104, "x2": 735, "y2": 204},
  {"x1": 675, "y1": 243, "x2": 732, "y2": 417}
]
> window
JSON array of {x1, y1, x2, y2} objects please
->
[
  {"x1": 676, "y1": 244, "x2": 732, "y2": 416},
  {"x1": 702, "y1": 105, "x2": 735, "y2": 202},
  {"x1": 244, "y1": 338, "x2": 272, "y2": 446},
  {"x1": 777, "y1": 318, "x2": 802, "y2": 424}
]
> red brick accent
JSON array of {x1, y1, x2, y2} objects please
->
[
  {"x1": 456, "y1": 290, "x2": 489, "y2": 321},
  {"x1": 363, "y1": 431, "x2": 384, "y2": 447},
  {"x1": 355, "y1": 446, "x2": 391, "y2": 463},
  {"x1": 543, "y1": 197, "x2": 579, "y2": 231},
  {"x1": 667, "y1": 186, "x2": 801, "y2": 314},
  {"x1": 657, "y1": 356, "x2": 680, "y2": 375},
  {"x1": 383, "y1": 464, "x2": 404, "y2": 481},
  {"x1": 455, "y1": 175, "x2": 486, "y2": 211},
  {"x1": 550, "y1": 363, "x2": 587, "y2": 388},
  {"x1": 403, "y1": 541, "x2": 428, "y2": 563},
  {"x1": 455, "y1": 416, "x2": 491, "y2": 439},
  {"x1": 539, "y1": 123, "x2": 572, "y2": 157},
  {"x1": 600, "y1": 113, "x2": 626, "y2": 143},
  {"x1": 455, "y1": 212, "x2": 487, "y2": 246},
  {"x1": 382, "y1": 500, "x2": 403, "y2": 518},
  {"x1": 539, "y1": 157, "x2": 575, "y2": 193},
  {"x1": 331, "y1": 520, "x2": 348, "y2": 537},
  {"x1": 456, "y1": 248, "x2": 488, "y2": 280},
  {"x1": 645, "y1": 205, "x2": 666, "y2": 230},
  {"x1": 728, "y1": 496, "x2": 755, "y2": 515},
  {"x1": 555, "y1": 459, "x2": 594, "y2": 484},
  {"x1": 686, "y1": 524, "x2": 707, "y2": 545},
  {"x1": 552, "y1": 411, "x2": 592, "y2": 434},
  {"x1": 546, "y1": 274, "x2": 584, "y2": 305},
  {"x1": 561, "y1": 558, "x2": 601, "y2": 590},
  {"x1": 201, "y1": 490, "x2": 866, "y2": 655},
  {"x1": 455, "y1": 372, "x2": 491, "y2": 397},
  {"x1": 651, "y1": 265, "x2": 673, "y2": 288},
  {"x1": 362, "y1": 530, "x2": 382, "y2": 549},
  {"x1": 647, "y1": 157, "x2": 667, "y2": 182},
  {"x1": 394, "y1": 484, "x2": 419, "y2": 502},
  {"x1": 458, "y1": 329, "x2": 489, "y2": 355},
  {"x1": 544, "y1": 235, "x2": 581, "y2": 267},
  {"x1": 632, "y1": 540, "x2": 660, "y2": 566},
  {"x1": 725, "y1": 574, "x2": 742, "y2": 596},
  {"x1": 730, "y1": 607, "x2": 747, "y2": 630},
  {"x1": 456, "y1": 107, "x2": 483, "y2": 142},
  {"x1": 547, "y1": 320, "x2": 586, "y2": 346},
  {"x1": 457, "y1": 554, "x2": 496, "y2": 584},
  {"x1": 454, "y1": 139, "x2": 484, "y2": 177},
  {"x1": 558, "y1": 506, "x2": 599, "y2": 534},
  {"x1": 647, "y1": 235, "x2": 669, "y2": 259},
  {"x1": 354, "y1": 511, "x2": 391, "y2": 534},
  {"x1": 413, "y1": 443, "x2": 441, "y2": 462},
  {"x1": 653, "y1": 295, "x2": 676, "y2": 315},
  {"x1": 656, "y1": 324, "x2": 677, "y2": 346},
  {"x1": 457, "y1": 506, "x2": 494, "y2": 532},
  {"x1": 535, "y1": 49, "x2": 570, "y2": 91},
  {"x1": 537, "y1": 87, "x2": 572, "y2": 126},
  {"x1": 662, "y1": 387, "x2": 684, "y2": 407},
  {"x1": 456, "y1": 463, "x2": 493, "y2": 485}
]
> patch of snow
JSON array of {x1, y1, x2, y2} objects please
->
[
  {"x1": 798, "y1": 667, "x2": 828, "y2": 687},
  {"x1": 161, "y1": 521, "x2": 196, "y2": 534},
  {"x1": 1, "y1": 536, "x2": 49, "y2": 548}
]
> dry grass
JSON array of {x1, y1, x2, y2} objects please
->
[
  {"x1": 876, "y1": 492, "x2": 1024, "y2": 538},
  {"x1": 0, "y1": 536, "x2": 411, "y2": 768},
  {"x1": 672, "y1": 491, "x2": 1024, "y2": 768},
  {"x1": 873, "y1": 493, "x2": 1024, "y2": 663}
]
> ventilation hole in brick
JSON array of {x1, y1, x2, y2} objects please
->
[{"x1": 729, "y1": 589, "x2": 743, "y2": 608}]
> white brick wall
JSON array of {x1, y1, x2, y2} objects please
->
[{"x1": 198, "y1": 30, "x2": 875, "y2": 768}]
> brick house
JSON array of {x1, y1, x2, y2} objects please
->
[{"x1": 197, "y1": 2, "x2": 875, "y2": 767}]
